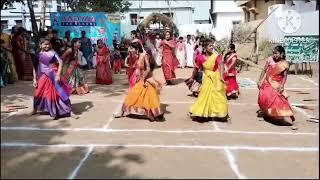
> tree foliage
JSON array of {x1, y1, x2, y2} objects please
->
[{"x1": 65, "y1": 0, "x2": 132, "y2": 13}]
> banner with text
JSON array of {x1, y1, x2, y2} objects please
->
[
  {"x1": 283, "y1": 35, "x2": 319, "y2": 63},
  {"x1": 50, "y1": 12, "x2": 121, "y2": 48}
]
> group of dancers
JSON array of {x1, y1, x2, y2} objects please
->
[{"x1": 29, "y1": 29, "x2": 297, "y2": 130}]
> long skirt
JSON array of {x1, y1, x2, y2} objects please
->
[
  {"x1": 34, "y1": 74, "x2": 72, "y2": 118},
  {"x1": 96, "y1": 60, "x2": 113, "y2": 85},
  {"x1": 258, "y1": 81, "x2": 294, "y2": 119},
  {"x1": 122, "y1": 80, "x2": 163, "y2": 119},
  {"x1": 224, "y1": 75, "x2": 239, "y2": 97},
  {"x1": 113, "y1": 59, "x2": 122, "y2": 73},
  {"x1": 161, "y1": 53, "x2": 179, "y2": 81},
  {"x1": 64, "y1": 61, "x2": 89, "y2": 94},
  {"x1": 190, "y1": 71, "x2": 228, "y2": 118}
]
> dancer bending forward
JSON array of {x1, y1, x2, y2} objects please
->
[{"x1": 114, "y1": 42, "x2": 163, "y2": 121}]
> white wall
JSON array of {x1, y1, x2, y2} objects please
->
[
  {"x1": 212, "y1": 0, "x2": 243, "y2": 13},
  {"x1": 215, "y1": 12, "x2": 244, "y2": 40},
  {"x1": 1, "y1": 0, "x2": 61, "y2": 31}
]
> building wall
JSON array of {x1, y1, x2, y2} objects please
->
[
  {"x1": 1, "y1": 0, "x2": 63, "y2": 31},
  {"x1": 213, "y1": 0, "x2": 243, "y2": 13},
  {"x1": 215, "y1": 12, "x2": 244, "y2": 40},
  {"x1": 239, "y1": 0, "x2": 317, "y2": 21}
]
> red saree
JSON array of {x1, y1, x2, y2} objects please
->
[
  {"x1": 161, "y1": 40, "x2": 179, "y2": 81},
  {"x1": 223, "y1": 53, "x2": 239, "y2": 97},
  {"x1": 96, "y1": 46, "x2": 112, "y2": 85},
  {"x1": 258, "y1": 60, "x2": 294, "y2": 118}
]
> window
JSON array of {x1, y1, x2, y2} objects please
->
[
  {"x1": 130, "y1": 14, "x2": 137, "y2": 25},
  {"x1": 317, "y1": 0, "x2": 319, "y2": 10},
  {"x1": 15, "y1": 20, "x2": 23, "y2": 27},
  {"x1": 33, "y1": 3, "x2": 38, "y2": 8},
  {"x1": 57, "y1": 5, "x2": 61, "y2": 11},
  {"x1": 1, "y1": 20, "x2": 8, "y2": 29},
  {"x1": 305, "y1": 0, "x2": 311, "y2": 2}
]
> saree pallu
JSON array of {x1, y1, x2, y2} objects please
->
[
  {"x1": 190, "y1": 52, "x2": 228, "y2": 118},
  {"x1": 122, "y1": 80, "x2": 163, "y2": 119},
  {"x1": 258, "y1": 61, "x2": 294, "y2": 118},
  {"x1": 34, "y1": 51, "x2": 72, "y2": 117}
]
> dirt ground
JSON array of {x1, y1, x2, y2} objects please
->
[{"x1": 1, "y1": 65, "x2": 319, "y2": 179}]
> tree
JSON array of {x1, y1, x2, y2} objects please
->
[
  {"x1": 1, "y1": 0, "x2": 23, "y2": 10},
  {"x1": 66, "y1": 0, "x2": 131, "y2": 13},
  {"x1": 26, "y1": 0, "x2": 39, "y2": 36}
]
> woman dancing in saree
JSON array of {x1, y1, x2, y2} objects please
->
[
  {"x1": 258, "y1": 46, "x2": 296, "y2": 130},
  {"x1": 189, "y1": 39, "x2": 229, "y2": 121},
  {"x1": 96, "y1": 39, "x2": 112, "y2": 85},
  {"x1": 61, "y1": 38, "x2": 89, "y2": 95},
  {"x1": 30, "y1": 38, "x2": 72, "y2": 119},
  {"x1": 114, "y1": 42, "x2": 163, "y2": 121},
  {"x1": 223, "y1": 44, "x2": 239, "y2": 99},
  {"x1": 160, "y1": 31, "x2": 179, "y2": 85}
]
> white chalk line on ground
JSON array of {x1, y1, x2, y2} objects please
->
[
  {"x1": 1, "y1": 142, "x2": 318, "y2": 152},
  {"x1": 1, "y1": 126, "x2": 317, "y2": 136},
  {"x1": 293, "y1": 106, "x2": 316, "y2": 119},
  {"x1": 73, "y1": 98, "x2": 318, "y2": 107},
  {"x1": 102, "y1": 103, "x2": 123, "y2": 129},
  {"x1": 224, "y1": 149, "x2": 246, "y2": 179},
  {"x1": 68, "y1": 146, "x2": 94, "y2": 179},
  {"x1": 298, "y1": 77, "x2": 319, "y2": 86}
]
